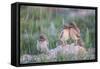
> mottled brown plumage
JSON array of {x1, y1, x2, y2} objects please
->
[
  {"x1": 59, "y1": 22, "x2": 84, "y2": 47},
  {"x1": 37, "y1": 34, "x2": 49, "y2": 54},
  {"x1": 59, "y1": 24, "x2": 70, "y2": 46},
  {"x1": 69, "y1": 22, "x2": 80, "y2": 34},
  {"x1": 39, "y1": 34, "x2": 47, "y2": 41},
  {"x1": 68, "y1": 22, "x2": 83, "y2": 46},
  {"x1": 76, "y1": 39, "x2": 84, "y2": 46}
]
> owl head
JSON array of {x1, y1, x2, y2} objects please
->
[
  {"x1": 63, "y1": 23, "x2": 69, "y2": 29},
  {"x1": 39, "y1": 34, "x2": 47, "y2": 41}
]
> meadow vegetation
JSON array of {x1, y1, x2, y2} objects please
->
[{"x1": 20, "y1": 6, "x2": 96, "y2": 64}]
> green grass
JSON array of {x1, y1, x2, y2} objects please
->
[{"x1": 20, "y1": 6, "x2": 96, "y2": 63}]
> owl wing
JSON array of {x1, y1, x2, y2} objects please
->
[
  {"x1": 70, "y1": 28, "x2": 80, "y2": 40},
  {"x1": 75, "y1": 27, "x2": 80, "y2": 35},
  {"x1": 72, "y1": 22, "x2": 80, "y2": 34},
  {"x1": 71, "y1": 27, "x2": 80, "y2": 38}
]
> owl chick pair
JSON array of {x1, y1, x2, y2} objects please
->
[{"x1": 59, "y1": 22, "x2": 84, "y2": 47}]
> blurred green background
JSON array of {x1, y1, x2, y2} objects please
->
[{"x1": 20, "y1": 6, "x2": 96, "y2": 62}]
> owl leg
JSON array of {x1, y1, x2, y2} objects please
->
[
  {"x1": 75, "y1": 39, "x2": 80, "y2": 46},
  {"x1": 77, "y1": 39, "x2": 84, "y2": 46},
  {"x1": 62, "y1": 40, "x2": 66, "y2": 46},
  {"x1": 75, "y1": 40, "x2": 78, "y2": 46},
  {"x1": 64, "y1": 40, "x2": 67, "y2": 46}
]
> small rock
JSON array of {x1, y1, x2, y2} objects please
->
[{"x1": 20, "y1": 54, "x2": 33, "y2": 64}]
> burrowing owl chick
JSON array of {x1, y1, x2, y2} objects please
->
[{"x1": 37, "y1": 34, "x2": 49, "y2": 54}]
